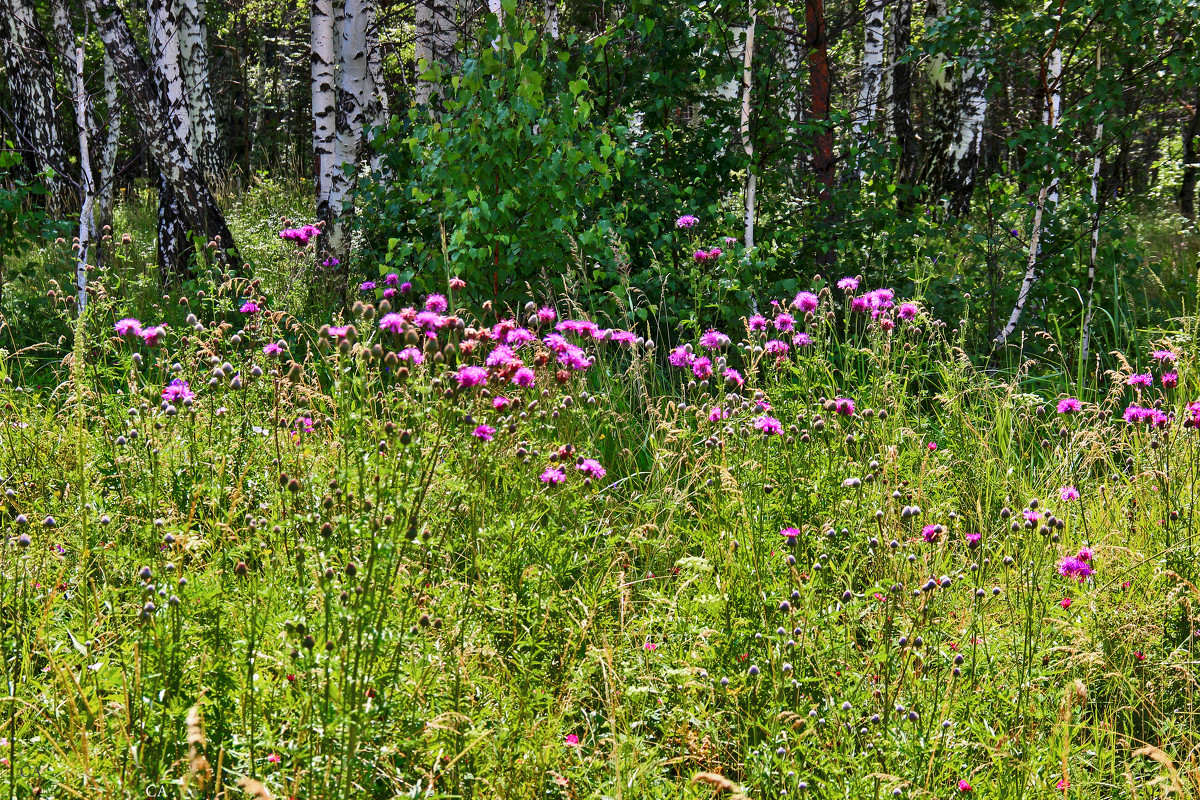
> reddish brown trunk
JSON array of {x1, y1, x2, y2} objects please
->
[{"x1": 806, "y1": 0, "x2": 835, "y2": 264}]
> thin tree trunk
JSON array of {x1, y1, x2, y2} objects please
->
[
  {"x1": 146, "y1": 0, "x2": 192, "y2": 153},
  {"x1": 95, "y1": 50, "x2": 120, "y2": 232},
  {"x1": 327, "y1": 0, "x2": 371, "y2": 273},
  {"x1": 545, "y1": 0, "x2": 559, "y2": 39},
  {"x1": 177, "y1": 0, "x2": 223, "y2": 182},
  {"x1": 852, "y1": 0, "x2": 885, "y2": 181},
  {"x1": 85, "y1": 0, "x2": 239, "y2": 278},
  {"x1": 1180, "y1": 89, "x2": 1200, "y2": 220},
  {"x1": 919, "y1": 0, "x2": 956, "y2": 199},
  {"x1": 1, "y1": 0, "x2": 70, "y2": 209},
  {"x1": 994, "y1": 45, "x2": 1062, "y2": 347},
  {"x1": 741, "y1": 8, "x2": 756, "y2": 249},
  {"x1": 363, "y1": 0, "x2": 390, "y2": 175},
  {"x1": 312, "y1": 0, "x2": 337, "y2": 222},
  {"x1": 414, "y1": 0, "x2": 458, "y2": 110},
  {"x1": 807, "y1": 0, "x2": 835, "y2": 264},
  {"x1": 945, "y1": 9, "x2": 989, "y2": 215},
  {"x1": 888, "y1": 0, "x2": 915, "y2": 189},
  {"x1": 1081, "y1": 94, "x2": 1103, "y2": 374},
  {"x1": 73, "y1": 43, "x2": 95, "y2": 311}
]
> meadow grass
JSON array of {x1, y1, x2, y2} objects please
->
[{"x1": 1, "y1": 219, "x2": 1200, "y2": 800}]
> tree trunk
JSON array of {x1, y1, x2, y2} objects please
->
[
  {"x1": 888, "y1": 0, "x2": 916, "y2": 189},
  {"x1": 362, "y1": 0, "x2": 390, "y2": 175},
  {"x1": 994, "y1": 46, "x2": 1062, "y2": 347},
  {"x1": 85, "y1": 0, "x2": 239, "y2": 280},
  {"x1": 852, "y1": 0, "x2": 885, "y2": 181},
  {"x1": 312, "y1": 0, "x2": 337, "y2": 222},
  {"x1": 945, "y1": 10, "x2": 989, "y2": 215},
  {"x1": 327, "y1": 0, "x2": 371, "y2": 274},
  {"x1": 806, "y1": 0, "x2": 835, "y2": 265},
  {"x1": 177, "y1": 0, "x2": 224, "y2": 182},
  {"x1": 1081, "y1": 86, "x2": 1103, "y2": 376},
  {"x1": 741, "y1": 8, "x2": 756, "y2": 249},
  {"x1": 73, "y1": 43, "x2": 95, "y2": 311},
  {"x1": 95, "y1": 50, "x2": 121, "y2": 232},
  {"x1": 1, "y1": 0, "x2": 70, "y2": 209},
  {"x1": 146, "y1": 0, "x2": 192, "y2": 154},
  {"x1": 1180, "y1": 89, "x2": 1199, "y2": 220},
  {"x1": 545, "y1": 0, "x2": 559, "y2": 39},
  {"x1": 414, "y1": 0, "x2": 458, "y2": 110},
  {"x1": 918, "y1": 0, "x2": 956, "y2": 199}
]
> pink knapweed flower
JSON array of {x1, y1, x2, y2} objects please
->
[
  {"x1": 676, "y1": 214, "x2": 699, "y2": 229},
  {"x1": 114, "y1": 318, "x2": 141, "y2": 337},
  {"x1": 792, "y1": 291, "x2": 818, "y2": 313},
  {"x1": 837, "y1": 276, "x2": 860, "y2": 292},
  {"x1": 1057, "y1": 398, "x2": 1081, "y2": 414},
  {"x1": 455, "y1": 366, "x2": 489, "y2": 387},
  {"x1": 240, "y1": 301, "x2": 259, "y2": 314},
  {"x1": 754, "y1": 416, "x2": 783, "y2": 435},
  {"x1": 1059, "y1": 486, "x2": 1080, "y2": 501},
  {"x1": 577, "y1": 459, "x2": 606, "y2": 479},
  {"x1": 1057, "y1": 556, "x2": 1094, "y2": 582},
  {"x1": 540, "y1": 467, "x2": 566, "y2": 485},
  {"x1": 1128, "y1": 373, "x2": 1152, "y2": 387}
]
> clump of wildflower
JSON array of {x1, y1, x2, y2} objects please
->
[
  {"x1": 537, "y1": 306, "x2": 557, "y2": 324},
  {"x1": 1163, "y1": 372, "x2": 1178, "y2": 388},
  {"x1": 747, "y1": 314, "x2": 768, "y2": 332},
  {"x1": 360, "y1": 281, "x2": 376, "y2": 292},
  {"x1": 837, "y1": 276, "x2": 860, "y2": 292},
  {"x1": 263, "y1": 341, "x2": 285, "y2": 356},
  {"x1": 140, "y1": 325, "x2": 167, "y2": 347},
  {"x1": 676, "y1": 214, "x2": 699, "y2": 229},
  {"x1": 279, "y1": 224, "x2": 321, "y2": 245},
  {"x1": 834, "y1": 397, "x2": 855, "y2": 416},
  {"x1": 1060, "y1": 486, "x2": 1080, "y2": 501},
  {"x1": 384, "y1": 273, "x2": 400, "y2": 286},
  {"x1": 115, "y1": 318, "x2": 142, "y2": 337},
  {"x1": 540, "y1": 467, "x2": 566, "y2": 485},
  {"x1": 899, "y1": 302, "x2": 919, "y2": 321},
  {"x1": 669, "y1": 345, "x2": 695, "y2": 368},
  {"x1": 1057, "y1": 398, "x2": 1081, "y2": 414},
  {"x1": 240, "y1": 301, "x2": 260, "y2": 314},
  {"x1": 1128, "y1": 373, "x2": 1152, "y2": 387},
  {"x1": 379, "y1": 313, "x2": 405, "y2": 334},
  {"x1": 1151, "y1": 349, "x2": 1177, "y2": 362},
  {"x1": 512, "y1": 367, "x2": 536, "y2": 387},
  {"x1": 472, "y1": 425, "x2": 495, "y2": 441},
  {"x1": 774, "y1": 313, "x2": 795, "y2": 333},
  {"x1": 692, "y1": 357, "x2": 713, "y2": 380},
  {"x1": 793, "y1": 332, "x2": 813, "y2": 347},
  {"x1": 1057, "y1": 556, "x2": 1094, "y2": 582},
  {"x1": 425, "y1": 294, "x2": 448, "y2": 313},
  {"x1": 765, "y1": 339, "x2": 789, "y2": 356}
]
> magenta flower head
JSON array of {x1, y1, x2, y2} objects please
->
[
  {"x1": 540, "y1": 467, "x2": 566, "y2": 485},
  {"x1": 774, "y1": 313, "x2": 795, "y2": 333},
  {"x1": 161, "y1": 378, "x2": 195, "y2": 404},
  {"x1": 1057, "y1": 555, "x2": 1094, "y2": 582},
  {"x1": 322, "y1": 257, "x2": 340, "y2": 268},
  {"x1": 379, "y1": 313, "x2": 405, "y2": 334},
  {"x1": 565, "y1": 734, "x2": 580, "y2": 746},
  {"x1": 699, "y1": 329, "x2": 730, "y2": 350},
  {"x1": 1057, "y1": 398, "x2": 1081, "y2": 414},
  {"x1": 1163, "y1": 372, "x2": 1178, "y2": 388},
  {"x1": 898, "y1": 302, "x2": 919, "y2": 321},
  {"x1": 748, "y1": 314, "x2": 768, "y2": 332},
  {"x1": 537, "y1": 306, "x2": 557, "y2": 324},
  {"x1": 455, "y1": 366, "x2": 489, "y2": 388},
  {"x1": 384, "y1": 273, "x2": 400, "y2": 286},
  {"x1": 965, "y1": 533, "x2": 982, "y2": 549},
  {"x1": 708, "y1": 406, "x2": 729, "y2": 422},
  {"x1": 837, "y1": 276, "x2": 860, "y2": 292},
  {"x1": 668, "y1": 345, "x2": 695, "y2": 368},
  {"x1": 472, "y1": 424, "x2": 495, "y2": 441},
  {"x1": 240, "y1": 301, "x2": 260, "y2": 314},
  {"x1": 676, "y1": 214, "x2": 699, "y2": 229},
  {"x1": 922, "y1": 524, "x2": 940, "y2": 543},
  {"x1": 512, "y1": 367, "x2": 536, "y2": 387},
  {"x1": 693, "y1": 249, "x2": 710, "y2": 262},
  {"x1": 1128, "y1": 373, "x2": 1152, "y2": 387},
  {"x1": 577, "y1": 459, "x2": 606, "y2": 479},
  {"x1": 115, "y1": 318, "x2": 142, "y2": 337},
  {"x1": 692, "y1": 356, "x2": 713, "y2": 380},
  {"x1": 425, "y1": 294, "x2": 448, "y2": 313},
  {"x1": 724, "y1": 367, "x2": 744, "y2": 387},
  {"x1": 1076, "y1": 546, "x2": 1093, "y2": 563},
  {"x1": 263, "y1": 341, "x2": 285, "y2": 356},
  {"x1": 780, "y1": 527, "x2": 800, "y2": 541},
  {"x1": 400, "y1": 281, "x2": 412, "y2": 294},
  {"x1": 792, "y1": 291, "x2": 819, "y2": 313},
  {"x1": 793, "y1": 332, "x2": 812, "y2": 347},
  {"x1": 360, "y1": 281, "x2": 376, "y2": 292},
  {"x1": 834, "y1": 397, "x2": 855, "y2": 416},
  {"x1": 958, "y1": 780, "x2": 972, "y2": 793},
  {"x1": 1059, "y1": 486, "x2": 1080, "y2": 502},
  {"x1": 765, "y1": 339, "x2": 789, "y2": 356},
  {"x1": 1151, "y1": 349, "x2": 1177, "y2": 362},
  {"x1": 754, "y1": 415, "x2": 783, "y2": 435},
  {"x1": 140, "y1": 325, "x2": 167, "y2": 347}
]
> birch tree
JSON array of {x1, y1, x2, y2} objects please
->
[
  {"x1": 72, "y1": 42, "x2": 94, "y2": 311},
  {"x1": 993, "y1": 45, "x2": 1062, "y2": 346},
  {"x1": 852, "y1": 0, "x2": 885, "y2": 180},
  {"x1": 84, "y1": 0, "x2": 239, "y2": 279},
  {"x1": 363, "y1": 0, "x2": 390, "y2": 175},
  {"x1": 177, "y1": 0, "x2": 223, "y2": 181},
  {"x1": 887, "y1": 0, "x2": 916, "y2": 187},
  {"x1": 944, "y1": 10, "x2": 989, "y2": 215},
  {"x1": 545, "y1": 0, "x2": 559, "y2": 39},
  {"x1": 95, "y1": 51, "x2": 121, "y2": 231},
  {"x1": 312, "y1": 0, "x2": 337, "y2": 222},
  {"x1": 1, "y1": 0, "x2": 70, "y2": 208},
  {"x1": 415, "y1": 0, "x2": 458, "y2": 109},
  {"x1": 327, "y1": 0, "x2": 371, "y2": 269},
  {"x1": 918, "y1": 0, "x2": 957, "y2": 198},
  {"x1": 740, "y1": 8, "x2": 756, "y2": 249}
]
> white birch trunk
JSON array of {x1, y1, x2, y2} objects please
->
[
  {"x1": 146, "y1": 0, "x2": 192, "y2": 155},
  {"x1": 312, "y1": 0, "x2": 337, "y2": 220},
  {"x1": 545, "y1": 0, "x2": 559, "y2": 39},
  {"x1": 177, "y1": 0, "x2": 222, "y2": 181},
  {"x1": 363, "y1": 0, "x2": 390, "y2": 175},
  {"x1": 74, "y1": 44, "x2": 95, "y2": 311},
  {"x1": 415, "y1": 0, "x2": 458, "y2": 109},
  {"x1": 96, "y1": 50, "x2": 121, "y2": 231},
  {"x1": 740, "y1": 11, "x2": 756, "y2": 249},
  {"x1": 945, "y1": 9, "x2": 989, "y2": 214},
  {"x1": 487, "y1": 0, "x2": 503, "y2": 49},
  {"x1": 1, "y1": 0, "x2": 70, "y2": 208},
  {"x1": 994, "y1": 47, "x2": 1062, "y2": 346},
  {"x1": 328, "y1": 0, "x2": 370, "y2": 265},
  {"x1": 1081, "y1": 47, "x2": 1103, "y2": 373},
  {"x1": 852, "y1": 0, "x2": 885, "y2": 179}
]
